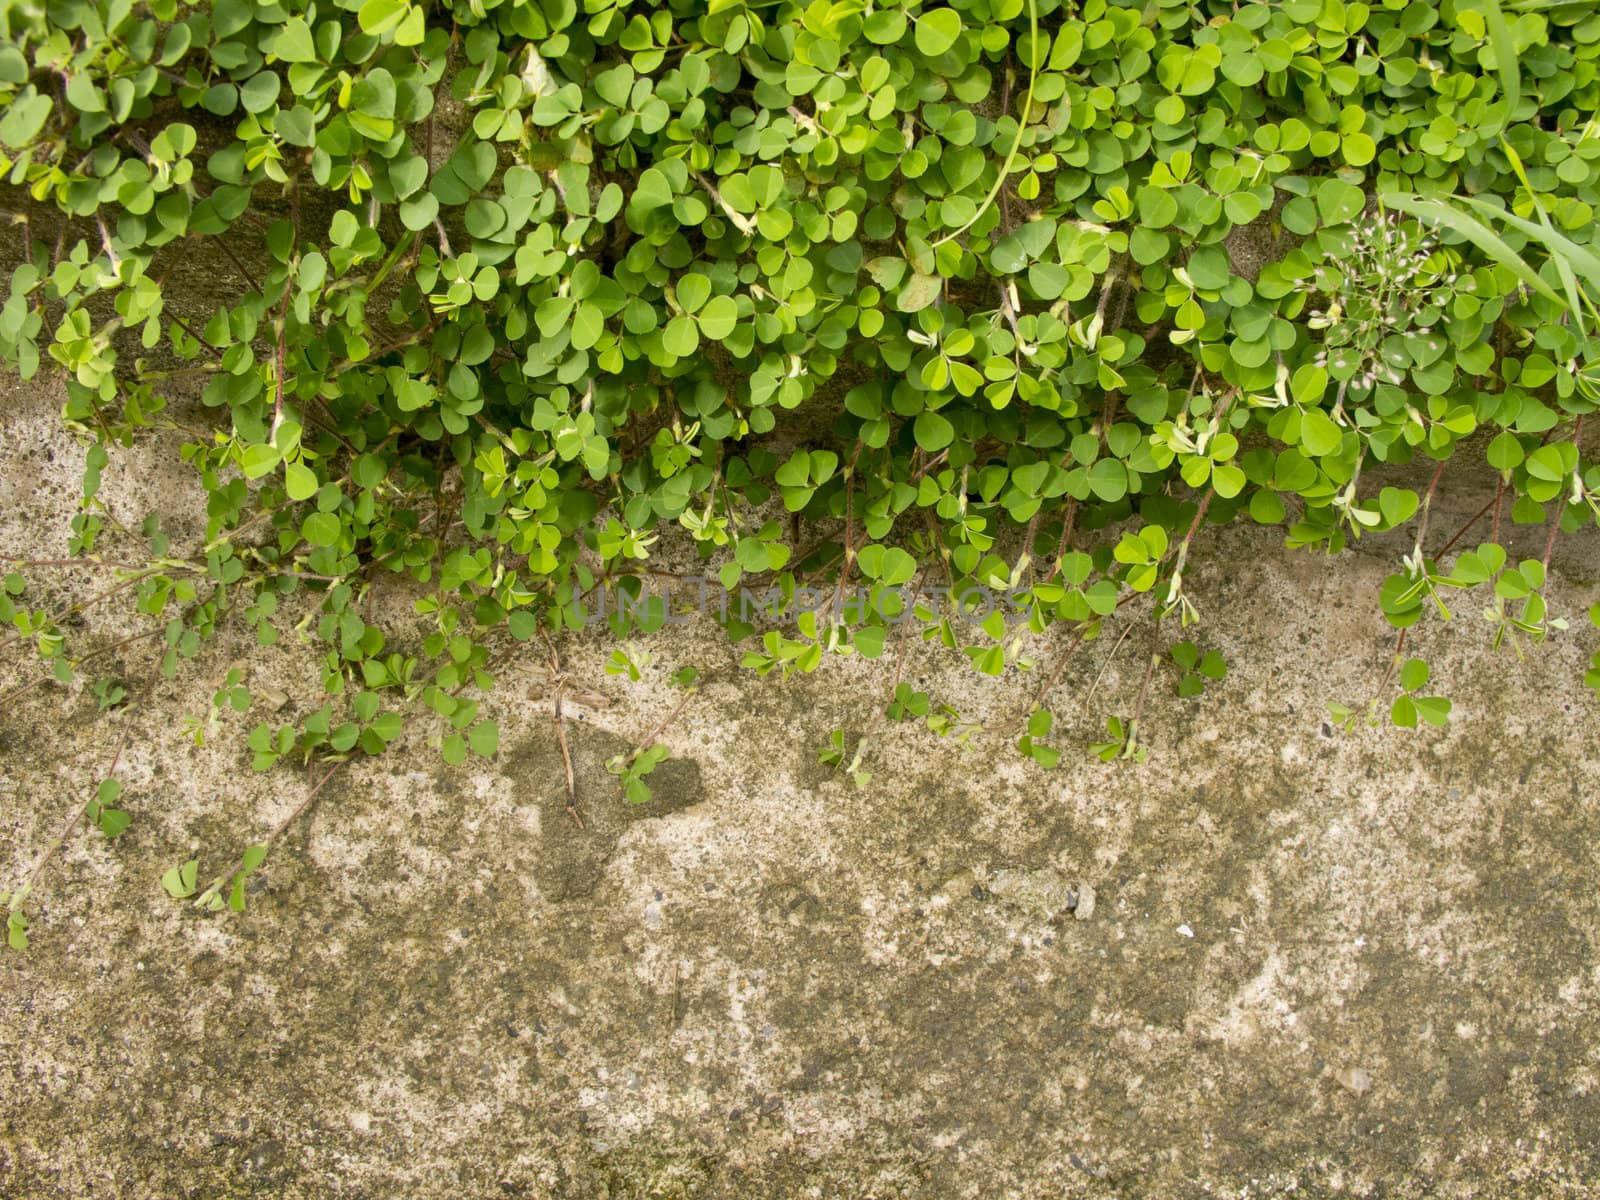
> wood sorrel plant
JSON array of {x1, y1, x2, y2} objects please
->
[{"x1": 2, "y1": 0, "x2": 1600, "y2": 939}]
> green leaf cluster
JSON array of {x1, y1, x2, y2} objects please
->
[{"x1": 0, "y1": 0, "x2": 1596, "y2": 795}]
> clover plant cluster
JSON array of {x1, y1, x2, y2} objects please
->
[{"x1": 2, "y1": 0, "x2": 1600, "y2": 894}]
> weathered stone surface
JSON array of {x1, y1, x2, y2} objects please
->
[
  {"x1": 507, "y1": 721, "x2": 705, "y2": 901},
  {"x1": 4, "y1": 372, "x2": 1600, "y2": 1198}
]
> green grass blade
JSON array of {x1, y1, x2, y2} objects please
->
[
  {"x1": 1458, "y1": 195, "x2": 1600, "y2": 295},
  {"x1": 1491, "y1": 141, "x2": 1583, "y2": 322},
  {"x1": 1381, "y1": 192, "x2": 1562, "y2": 305},
  {"x1": 1477, "y1": 0, "x2": 1521, "y2": 121},
  {"x1": 1501, "y1": 0, "x2": 1587, "y2": 12}
]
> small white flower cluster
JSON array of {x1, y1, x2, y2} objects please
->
[{"x1": 1305, "y1": 211, "x2": 1461, "y2": 394}]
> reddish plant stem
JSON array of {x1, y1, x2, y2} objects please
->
[
  {"x1": 1039, "y1": 499, "x2": 1079, "y2": 587},
  {"x1": 272, "y1": 293, "x2": 289, "y2": 437},
  {"x1": 1374, "y1": 626, "x2": 1409, "y2": 701},
  {"x1": 1541, "y1": 513, "x2": 1560, "y2": 572},
  {"x1": 194, "y1": 760, "x2": 346, "y2": 908},
  {"x1": 216, "y1": 238, "x2": 263, "y2": 296},
  {"x1": 1180, "y1": 489, "x2": 1214, "y2": 548},
  {"x1": 267, "y1": 761, "x2": 344, "y2": 845},
  {"x1": 629, "y1": 674, "x2": 712, "y2": 759},
  {"x1": 166, "y1": 312, "x2": 223, "y2": 358},
  {"x1": 0, "y1": 567, "x2": 193, "y2": 658},
  {"x1": 1165, "y1": 491, "x2": 1213, "y2": 592},
  {"x1": 541, "y1": 630, "x2": 583, "y2": 830},
  {"x1": 874, "y1": 569, "x2": 925, "y2": 727},
  {"x1": 909, "y1": 448, "x2": 949, "y2": 483},
  {"x1": 1012, "y1": 625, "x2": 1089, "y2": 730},
  {"x1": 18, "y1": 736, "x2": 130, "y2": 899},
  {"x1": 1011, "y1": 588, "x2": 1144, "y2": 731},
  {"x1": 860, "y1": 565, "x2": 935, "y2": 746},
  {"x1": 6, "y1": 557, "x2": 153, "y2": 569},
  {"x1": 922, "y1": 506, "x2": 955, "y2": 589},
  {"x1": 1016, "y1": 507, "x2": 1042, "y2": 584},
  {"x1": 1128, "y1": 610, "x2": 1164, "y2": 737},
  {"x1": 0, "y1": 625, "x2": 166, "y2": 709},
  {"x1": 795, "y1": 549, "x2": 845, "y2": 591}
]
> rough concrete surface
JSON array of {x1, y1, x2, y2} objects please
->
[{"x1": 4, "y1": 368, "x2": 1600, "y2": 1200}]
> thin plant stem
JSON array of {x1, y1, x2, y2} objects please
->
[
  {"x1": 0, "y1": 625, "x2": 166, "y2": 709},
  {"x1": 17, "y1": 736, "x2": 130, "y2": 902},
  {"x1": 628, "y1": 680, "x2": 704, "y2": 760},
  {"x1": 1039, "y1": 499, "x2": 1079, "y2": 587},
  {"x1": 0, "y1": 567, "x2": 194, "y2": 658},
  {"x1": 1082, "y1": 609, "x2": 1141, "y2": 710},
  {"x1": 541, "y1": 629, "x2": 583, "y2": 829},
  {"x1": 1543, "y1": 413, "x2": 1583, "y2": 573},
  {"x1": 1436, "y1": 485, "x2": 1504, "y2": 560},
  {"x1": 4, "y1": 556, "x2": 155, "y2": 569},
  {"x1": 1163, "y1": 490, "x2": 1214, "y2": 612},
  {"x1": 1375, "y1": 627, "x2": 1408, "y2": 700},
  {"x1": 828, "y1": 445, "x2": 864, "y2": 626},
  {"x1": 216, "y1": 238, "x2": 263, "y2": 296},
  {"x1": 1410, "y1": 457, "x2": 1450, "y2": 567},
  {"x1": 1128, "y1": 611, "x2": 1165, "y2": 744},
  {"x1": 1008, "y1": 623, "x2": 1089, "y2": 731},
  {"x1": 194, "y1": 760, "x2": 345, "y2": 907},
  {"x1": 871, "y1": 568, "x2": 928, "y2": 732}
]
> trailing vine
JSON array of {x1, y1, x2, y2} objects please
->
[{"x1": 2, "y1": 0, "x2": 1600, "y2": 936}]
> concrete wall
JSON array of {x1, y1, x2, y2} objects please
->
[{"x1": 4, "y1": 369, "x2": 1600, "y2": 1197}]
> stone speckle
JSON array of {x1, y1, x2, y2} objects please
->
[
  {"x1": 1337, "y1": 1066, "x2": 1375, "y2": 1097},
  {"x1": 1073, "y1": 882, "x2": 1096, "y2": 921}
]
